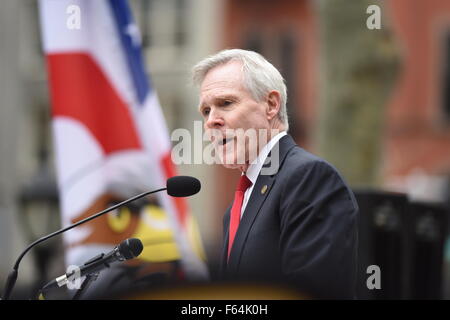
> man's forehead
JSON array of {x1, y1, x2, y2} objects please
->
[
  {"x1": 201, "y1": 61, "x2": 244, "y2": 87},
  {"x1": 200, "y1": 80, "x2": 240, "y2": 96},
  {"x1": 201, "y1": 63, "x2": 244, "y2": 90}
]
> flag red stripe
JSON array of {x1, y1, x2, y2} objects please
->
[{"x1": 47, "y1": 53, "x2": 142, "y2": 154}]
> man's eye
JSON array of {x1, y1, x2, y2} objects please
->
[
  {"x1": 202, "y1": 108, "x2": 210, "y2": 116},
  {"x1": 222, "y1": 100, "x2": 232, "y2": 106}
]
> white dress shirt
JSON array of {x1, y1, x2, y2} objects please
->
[{"x1": 240, "y1": 131, "x2": 287, "y2": 217}]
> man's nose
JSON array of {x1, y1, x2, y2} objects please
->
[{"x1": 205, "y1": 110, "x2": 224, "y2": 129}]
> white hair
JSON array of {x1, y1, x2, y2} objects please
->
[{"x1": 192, "y1": 49, "x2": 289, "y2": 130}]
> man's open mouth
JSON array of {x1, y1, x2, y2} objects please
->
[{"x1": 219, "y1": 137, "x2": 233, "y2": 146}]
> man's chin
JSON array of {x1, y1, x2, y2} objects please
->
[
  {"x1": 219, "y1": 157, "x2": 249, "y2": 170},
  {"x1": 217, "y1": 150, "x2": 248, "y2": 170},
  {"x1": 221, "y1": 162, "x2": 241, "y2": 169}
]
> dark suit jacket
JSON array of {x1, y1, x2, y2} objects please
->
[{"x1": 221, "y1": 134, "x2": 359, "y2": 299}]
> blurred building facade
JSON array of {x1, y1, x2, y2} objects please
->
[
  {"x1": 383, "y1": 0, "x2": 450, "y2": 204},
  {"x1": 0, "y1": 0, "x2": 47, "y2": 293}
]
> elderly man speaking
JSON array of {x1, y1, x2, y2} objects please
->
[{"x1": 193, "y1": 49, "x2": 359, "y2": 299}]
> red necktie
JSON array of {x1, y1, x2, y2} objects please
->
[{"x1": 228, "y1": 174, "x2": 252, "y2": 259}]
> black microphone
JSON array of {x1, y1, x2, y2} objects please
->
[
  {"x1": 41, "y1": 238, "x2": 143, "y2": 291},
  {"x1": 1, "y1": 176, "x2": 201, "y2": 300},
  {"x1": 167, "y1": 176, "x2": 201, "y2": 197}
]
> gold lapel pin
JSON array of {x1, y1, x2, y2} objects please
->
[{"x1": 261, "y1": 185, "x2": 268, "y2": 194}]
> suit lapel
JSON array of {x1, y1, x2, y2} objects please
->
[
  {"x1": 226, "y1": 174, "x2": 276, "y2": 272},
  {"x1": 226, "y1": 134, "x2": 297, "y2": 272}
]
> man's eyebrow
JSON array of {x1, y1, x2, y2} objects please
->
[
  {"x1": 216, "y1": 94, "x2": 237, "y2": 100},
  {"x1": 198, "y1": 94, "x2": 236, "y2": 109}
]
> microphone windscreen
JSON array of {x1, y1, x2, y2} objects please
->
[
  {"x1": 167, "y1": 176, "x2": 201, "y2": 197},
  {"x1": 119, "y1": 238, "x2": 143, "y2": 260}
]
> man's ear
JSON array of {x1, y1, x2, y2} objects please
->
[{"x1": 266, "y1": 90, "x2": 282, "y2": 121}]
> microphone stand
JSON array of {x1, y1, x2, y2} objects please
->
[
  {"x1": 71, "y1": 273, "x2": 99, "y2": 300},
  {"x1": 34, "y1": 272, "x2": 99, "y2": 300},
  {"x1": 1, "y1": 188, "x2": 165, "y2": 300}
]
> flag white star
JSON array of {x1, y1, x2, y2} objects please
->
[{"x1": 124, "y1": 23, "x2": 142, "y2": 47}]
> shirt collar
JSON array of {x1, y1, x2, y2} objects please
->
[{"x1": 244, "y1": 131, "x2": 287, "y2": 184}]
